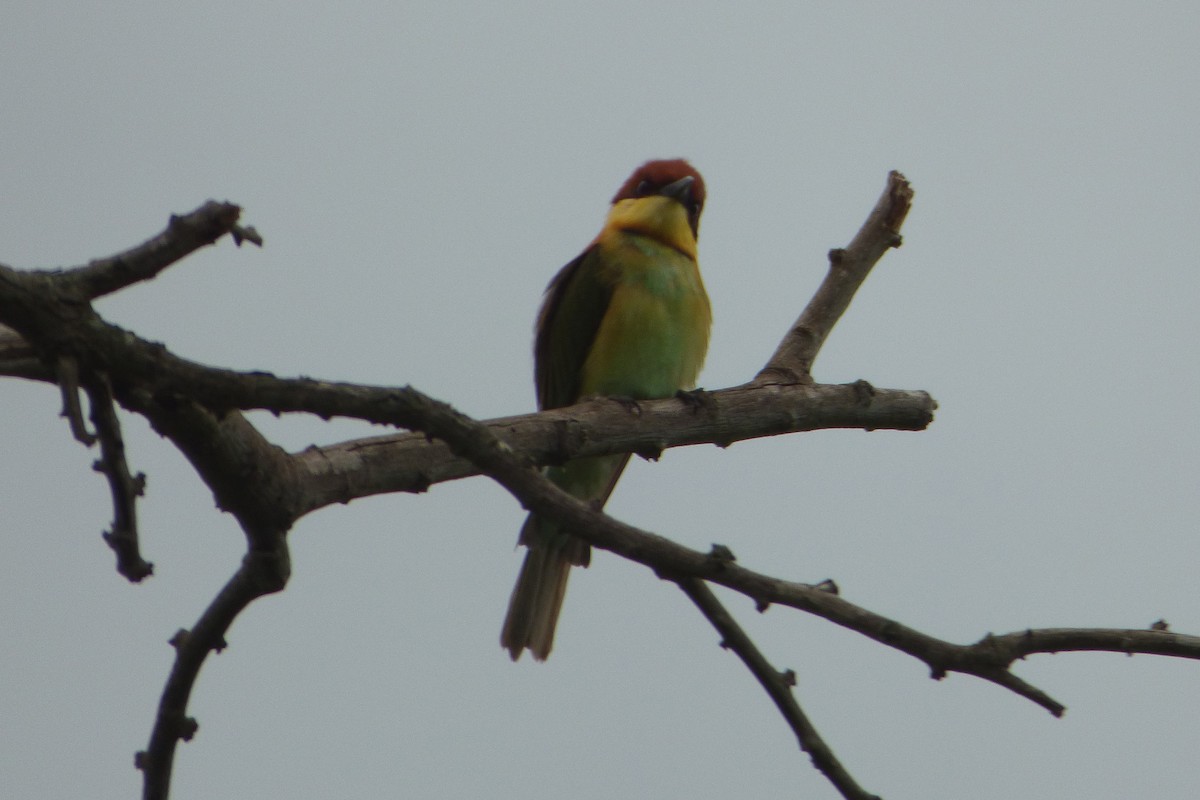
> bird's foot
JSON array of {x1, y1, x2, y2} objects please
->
[
  {"x1": 675, "y1": 387, "x2": 715, "y2": 414},
  {"x1": 609, "y1": 395, "x2": 643, "y2": 416}
]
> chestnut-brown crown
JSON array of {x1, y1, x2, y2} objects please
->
[{"x1": 611, "y1": 159, "x2": 705, "y2": 237}]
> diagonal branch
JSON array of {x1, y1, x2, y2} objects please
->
[
  {"x1": 136, "y1": 546, "x2": 289, "y2": 800},
  {"x1": 678, "y1": 577, "x2": 881, "y2": 800},
  {"x1": 58, "y1": 201, "x2": 253, "y2": 300},
  {"x1": 756, "y1": 170, "x2": 914, "y2": 385},
  {"x1": 389, "y1": 387, "x2": 1200, "y2": 718}
]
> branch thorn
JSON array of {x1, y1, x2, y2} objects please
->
[
  {"x1": 707, "y1": 543, "x2": 737, "y2": 564},
  {"x1": 814, "y1": 579, "x2": 839, "y2": 595}
]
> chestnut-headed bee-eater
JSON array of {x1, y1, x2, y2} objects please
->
[{"x1": 501, "y1": 159, "x2": 711, "y2": 661}]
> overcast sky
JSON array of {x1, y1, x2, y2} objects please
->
[{"x1": 3, "y1": 3, "x2": 1199, "y2": 799}]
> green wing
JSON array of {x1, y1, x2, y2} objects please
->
[{"x1": 533, "y1": 246, "x2": 613, "y2": 410}]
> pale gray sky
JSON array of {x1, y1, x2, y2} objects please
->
[{"x1": 3, "y1": 3, "x2": 1199, "y2": 798}]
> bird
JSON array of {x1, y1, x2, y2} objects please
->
[{"x1": 501, "y1": 158, "x2": 712, "y2": 661}]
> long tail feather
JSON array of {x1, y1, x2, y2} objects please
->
[{"x1": 500, "y1": 454, "x2": 629, "y2": 660}]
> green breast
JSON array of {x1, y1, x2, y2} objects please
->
[{"x1": 580, "y1": 233, "x2": 711, "y2": 399}]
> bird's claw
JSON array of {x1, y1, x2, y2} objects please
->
[
  {"x1": 610, "y1": 395, "x2": 643, "y2": 415},
  {"x1": 675, "y1": 387, "x2": 715, "y2": 414}
]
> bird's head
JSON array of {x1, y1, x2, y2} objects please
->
[{"x1": 605, "y1": 159, "x2": 706, "y2": 257}]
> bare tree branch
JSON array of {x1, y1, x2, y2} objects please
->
[
  {"x1": 971, "y1": 626, "x2": 1200, "y2": 663},
  {"x1": 380, "y1": 385, "x2": 1200, "y2": 719},
  {"x1": 58, "y1": 200, "x2": 250, "y2": 300},
  {"x1": 678, "y1": 577, "x2": 881, "y2": 800},
  {"x1": 119, "y1": 397, "x2": 295, "y2": 799},
  {"x1": 55, "y1": 355, "x2": 96, "y2": 445},
  {"x1": 0, "y1": 323, "x2": 45, "y2": 380},
  {"x1": 136, "y1": 546, "x2": 289, "y2": 800},
  {"x1": 0, "y1": 189, "x2": 931, "y2": 800},
  {"x1": 0, "y1": 202, "x2": 296, "y2": 797},
  {"x1": 285, "y1": 380, "x2": 933, "y2": 511},
  {"x1": 0, "y1": 281, "x2": 935, "y2": 511},
  {"x1": 7, "y1": 176, "x2": 1195, "y2": 800},
  {"x1": 756, "y1": 170, "x2": 914, "y2": 385},
  {"x1": 87, "y1": 371, "x2": 152, "y2": 581}
]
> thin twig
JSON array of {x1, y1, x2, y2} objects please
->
[
  {"x1": 968, "y1": 626, "x2": 1200, "y2": 665},
  {"x1": 678, "y1": 577, "x2": 881, "y2": 800},
  {"x1": 230, "y1": 224, "x2": 263, "y2": 247},
  {"x1": 756, "y1": 171, "x2": 914, "y2": 385},
  {"x1": 59, "y1": 201, "x2": 250, "y2": 300},
  {"x1": 136, "y1": 547, "x2": 289, "y2": 800},
  {"x1": 56, "y1": 356, "x2": 96, "y2": 445},
  {"x1": 86, "y1": 372, "x2": 152, "y2": 582}
]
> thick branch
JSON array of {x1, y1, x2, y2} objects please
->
[
  {"x1": 0, "y1": 185, "x2": 927, "y2": 537},
  {"x1": 288, "y1": 382, "x2": 933, "y2": 512},
  {"x1": 0, "y1": 323, "x2": 45, "y2": 380},
  {"x1": 0, "y1": 314, "x2": 934, "y2": 514},
  {"x1": 122, "y1": 393, "x2": 302, "y2": 549}
]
